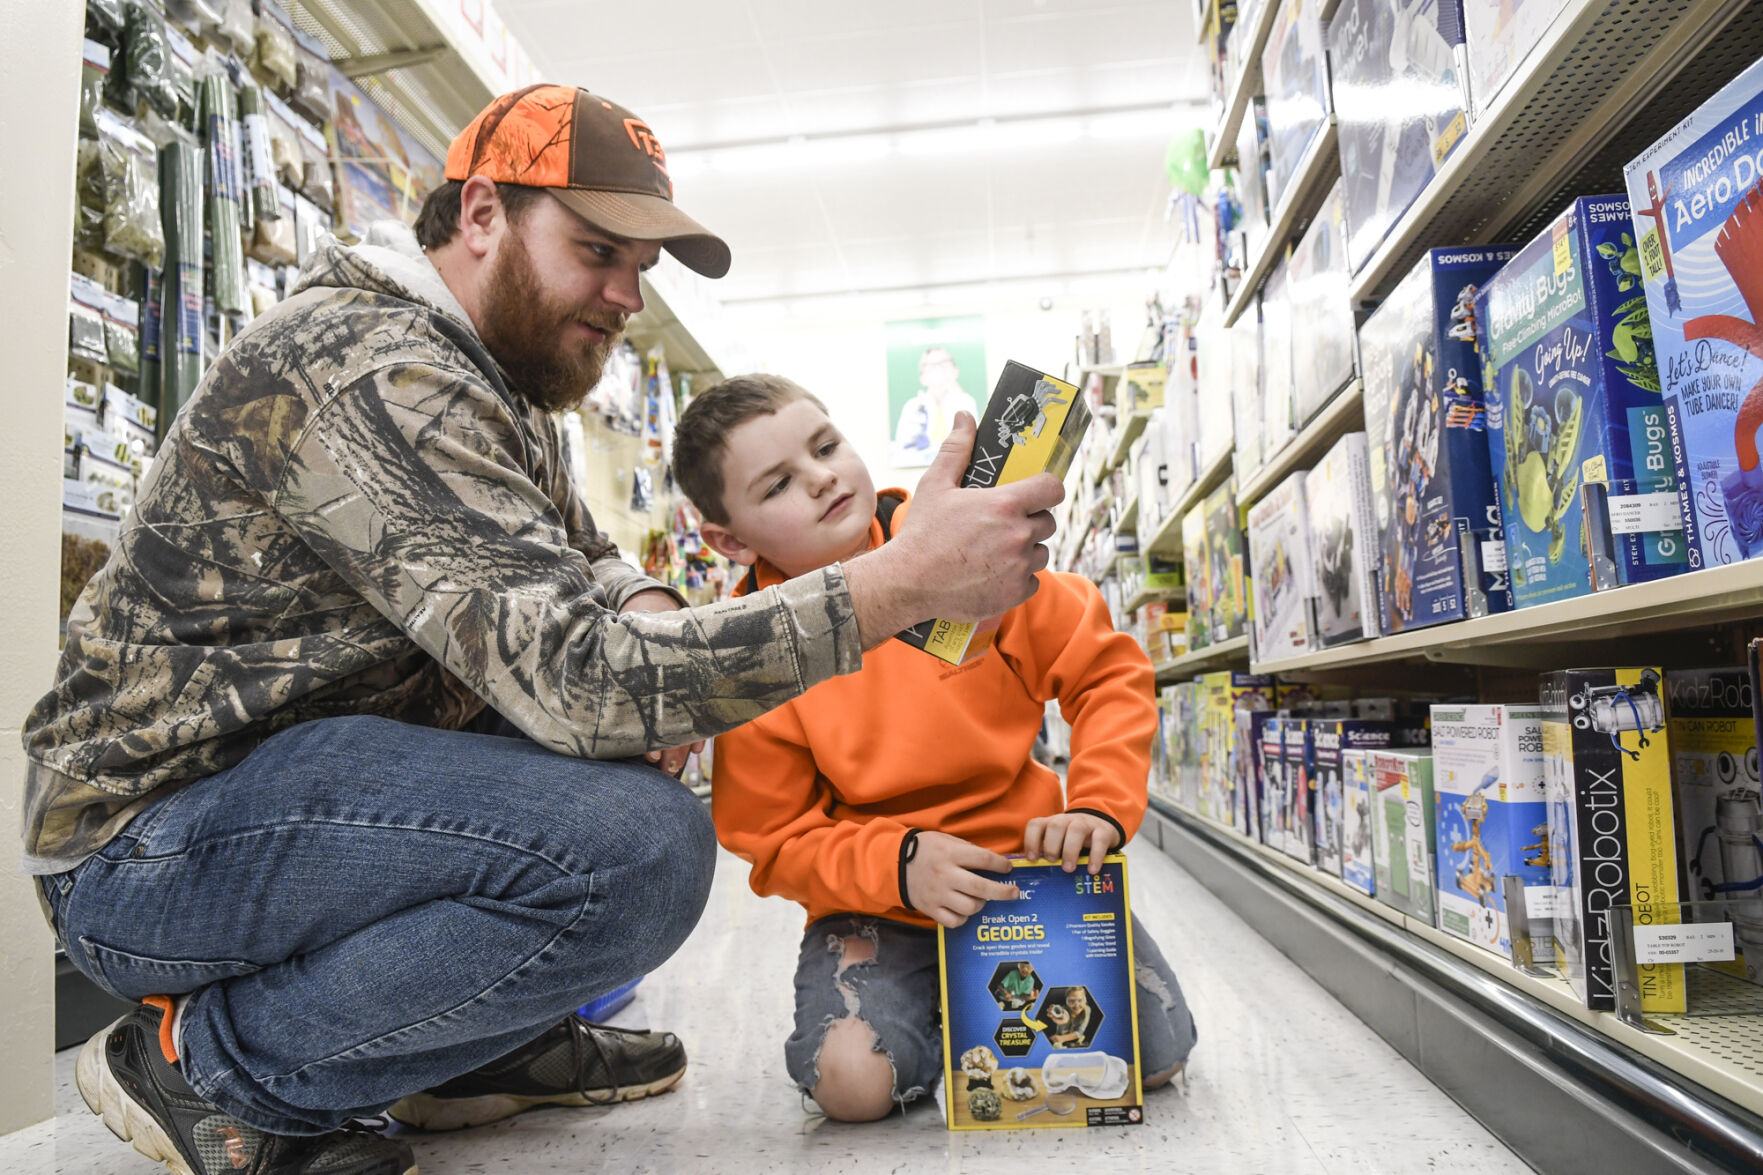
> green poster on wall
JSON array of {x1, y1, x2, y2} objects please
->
[{"x1": 886, "y1": 316, "x2": 987, "y2": 467}]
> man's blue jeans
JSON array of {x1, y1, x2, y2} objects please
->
[{"x1": 41, "y1": 714, "x2": 717, "y2": 1135}]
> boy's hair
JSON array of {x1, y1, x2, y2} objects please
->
[{"x1": 673, "y1": 374, "x2": 827, "y2": 524}]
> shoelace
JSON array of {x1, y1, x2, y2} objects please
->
[{"x1": 566, "y1": 1014, "x2": 628, "y2": 1106}]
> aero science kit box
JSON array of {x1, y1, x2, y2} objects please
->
[
  {"x1": 899, "y1": 360, "x2": 1090, "y2": 664},
  {"x1": 1361, "y1": 246, "x2": 1516, "y2": 636},
  {"x1": 1477, "y1": 197, "x2": 1687, "y2": 610},
  {"x1": 1312, "y1": 721, "x2": 1393, "y2": 878},
  {"x1": 1307, "y1": 431, "x2": 1381, "y2": 647},
  {"x1": 940, "y1": 856, "x2": 1143, "y2": 1130},
  {"x1": 1261, "y1": 0, "x2": 1333, "y2": 208},
  {"x1": 1248, "y1": 471, "x2": 1317, "y2": 660},
  {"x1": 1329, "y1": 0, "x2": 1471, "y2": 274},
  {"x1": 1371, "y1": 749, "x2": 1438, "y2": 920},
  {"x1": 1624, "y1": 56, "x2": 1763, "y2": 570},
  {"x1": 1431, "y1": 704, "x2": 1553, "y2": 958},
  {"x1": 1288, "y1": 180, "x2": 1359, "y2": 425},
  {"x1": 1541, "y1": 668, "x2": 1684, "y2": 1012},
  {"x1": 1666, "y1": 667, "x2": 1763, "y2": 984}
]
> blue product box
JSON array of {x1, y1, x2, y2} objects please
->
[
  {"x1": 1329, "y1": 0, "x2": 1471, "y2": 274},
  {"x1": 1236, "y1": 707, "x2": 1278, "y2": 842},
  {"x1": 939, "y1": 857, "x2": 1143, "y2": 1130},
  {"x1": 1341, "y1": 748, "x2": 1379, "y2": 896},
  {"x1": 1259, "y1": 716, "x2": 1290, "y2": 851},
  {"x1": 1360, "y1": 246, "x2": 1517, "y2": 634},
  {"x1": 1624, "y1": 58, "x2": 1763, "y2": 570},
  {"x1": 1478, "y1": 196, "x2": 1688, "y2": 608},
  {"x1": 1430, "y1": 704, "x2": 1554, "y2": 958},
  {"x1": 1311, "y1": 720, "x2": 1393, "y2": 878},
  {"x1": 1282, "y1": 719, "x2": 1316, "y2": 864}
]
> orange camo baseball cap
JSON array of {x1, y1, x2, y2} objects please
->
[{"x1": 446, "y1": 84, "x2": 730, "y2": 279}]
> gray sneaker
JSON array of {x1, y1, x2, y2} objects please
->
[{"x1": 76, "y1": 1000, "x2": 416, "y2": 1175}]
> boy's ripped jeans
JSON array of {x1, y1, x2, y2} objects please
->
[{"x1": 784, "y1": 913, "x2": 1196, "y2": 1116}]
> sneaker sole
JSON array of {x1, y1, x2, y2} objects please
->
[
  {"x1": 386, "y1": 1068, "x2": 685, "y2": 1132},
  {"x1": 76, "y1": 1015, "x2": 418, "y2": 1175}
]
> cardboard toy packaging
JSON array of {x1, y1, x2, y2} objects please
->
[
  {"x1": 1665, "y1": 667, "x2": 1763, "y2": 983},
  {"x1": 898, "y1": 360, "x2": 1091, "y2": 664},
  {"x1": 1542, "y1": 668, "x2": 1685, "y2": 1012},
  {"x1": 1152, "y1": 689, "x2": 1178, "y2": 807},
  {"x1": 1214, "y1": 675, "x2": 1280, "y2": 830},
  {"x1": 1370, "y1": 749, "x2": 1438, "y2": 921},
  {"x1": 1236, "y1": 95, "x2": 1273, "y2": 262},
  {"x1": 1341, "y1": 748, "x2": 1379, "y2": 895},
  {"x1": 1174, "y1": 681, "x2": 1205, "y2": 811},
  {"x1": 1288, "y1": 180, "x2": 1359, "y2": 425},
  {"x1": 1360, "y1": 246, "x2": 1517, "y2": 635},
  {"x1": 1282, "y1": 718, "x2": 1317, "y2": 864},
  {"x1": 1306, "y1": 431, "x2": 1381, "y2": 647},
  {"x1": 1461, "y1": 0, "x2": 1573, "y2": 120},
  {"x1": 1203, "y1": 477, "x2": 1252, "y2": 645},
  {"x1": 1196, "y1": 318, "x2": 1237, "y2": 476},
  {"x1": 1247, "y1": 471, "x2": 1317, "y2": 661},
  {"x1": 1623, "y1": 55, "x2": 1763, "y2": 570},
  {"x1": 1430, "y1": 704, "x2": 1554, "y2": 959},
  {"x1": 1329, "y1": 0, "x2": 1470, "y2": 275},
  {"x1": 1260, "y1": 716, "x2": 1292, "y2": 852},
  {"x1": 1231, "y1": 306, "x2": 1266, "y2": 480},
  {"x1": 1261, "y1": 259, "x2": 1298, "y2": 458},
  {"x1": 1181, "y1": 504, "x2": 1212, "y2": 652},
  {"x1": 1237, "y1": 707, "x2": 1280, "y2": 841},
  {"x1": 1477, "y1": 196, "x2": 1688, "y2": 609},
  {"x1": 1198, "y1": 673, "x2": 1233, "y2": 821},
  {"x1": 1312, "y1": 721, "x2": 1393, "y2": 878},
  {"x1": 1260, "y1": 0, "x2": 1332, "y2": 209},
  {"x1": 939, "y1": 857, "x2": 1143, "y2": 1130}
]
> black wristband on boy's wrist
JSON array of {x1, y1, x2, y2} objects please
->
[
  {"x1": 898, "y1": 828, "x2": 923, "y2": 911},
  {"x1": 1066, "y1": 808, "x2": 1126, "y2": 853}
]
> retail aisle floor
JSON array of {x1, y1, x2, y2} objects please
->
[{"x1": 7, "y1": 841, "x2": 1531, "y2": 1174}]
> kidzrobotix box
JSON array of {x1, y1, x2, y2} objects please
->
[
  {"x1": 1624, "y1": 56, "x2": 1763, "y2": 571},
  {"x1": 1477, "y1": 196, "x2": 1688, "y2": 610},
  {"x1": 1666, "y1": 667, "x2": 1763, "y2": 984},
  {"x1": 1360, "y1": 246, "x2": 1516, "y2": 636},
  {"x1": 939, "y1": 856, "x2": 1143, "y2": 1130},
  {"x1": 1312, "y1": 721, "x2": 1393, "y2": 879},
  {"x1": 1542, "y1": 668, "x2": 1684, "y2": 1012},
  {"x1": 1370, "y1": 749, "x2": 1437, "y2": 920},
  {"x1": 1430, "y1": 704, "x2": 1554, "y2": 959},
  {"x1": 898, "y1": 360, "x2": 1091, "y2": 664}
]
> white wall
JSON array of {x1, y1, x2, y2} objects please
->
[
  {"x1": 0, "y1": 0, "x2": 86, "y2": 1135},
  {"x1": 725, "y1": 283, "x2": 1160, "y2": 492}
]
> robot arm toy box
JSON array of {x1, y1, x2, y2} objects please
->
[
  {"x1": 1313, "y1": 721, "x2": 1394, "y2": 879},
  {"x1": 1476, "y1": 196, "x2": 1688, "y2": 610},
  {"x1": 1666, "y1": 667, "x2": 1763, "y2": 985},
  {"x1": 1289, "y1": 180, "x2": 1360, "y2": 426},
  {"x1": 897, "y1": 360, "x2": 1091, "y2": 665},
  {"x1": 1360, "y1": 246, "x2": 1517, "y2": 636},
  {"x1": 1542, "y1": 668, "x2": 1683, "y2": 1012},
  {"x1": 1329, "y1": 0, "x2": 1471, "y2": 276},
  {"x1": 1430, "y1": 704, "x2": 1554, "y2": 959},
  {"x1": 1307, "y1": 431, "x2": 1382, "y2": 647},
  {"x1": 1247, "y1": 471, "x2": 1318, "y2": 661},
  {"x1": 1261, "y1": 0, "x2": 1332, "y2": 209},
  {"x1": 1371, "y1": 749, "x2": 1438, "y2": 920},
  {"x1": 1623, "y1": 56, "x2": 1763, "y2": 571},
  {"x1": 938, "y1": 856, "x2": 1143, "y2": 1130}
]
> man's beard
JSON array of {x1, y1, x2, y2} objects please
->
[{"x1": 477, "y1": 229, "x2": 626, "y2": 413}]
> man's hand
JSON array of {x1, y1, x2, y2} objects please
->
[
  {"x1": 1023, "y1": 812, "x2": 1119, "y2": 874},
  {"x1": 845, "y1": 414, "x2": 1063, "y2": 649},
  {"x1": 620, "y1": 589, "x2": 704, "y2": 776},
  {"x1": 905, "y1": 831, "x2": 1020, "y2": 929}
]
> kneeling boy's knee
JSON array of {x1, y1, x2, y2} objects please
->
[{"x1": 810, "y1": 1018, "x2": 897, "y2": 1122}]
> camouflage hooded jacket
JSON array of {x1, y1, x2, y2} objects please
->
[{"x1": 22, "y1": 234, "x2": 861, "y2": 873}]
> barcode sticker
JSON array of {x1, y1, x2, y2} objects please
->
[
  {"x1": 1607, "y1": 491, "x2": 1684, "y2": 535},
  {"x1": 1633, "y1": 923, "x2": 1735, "y2": 965}
]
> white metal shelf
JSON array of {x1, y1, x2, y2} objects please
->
[
  {"x1": 1126, "y1": 585, "x2": 1183, "y2": 613},
  {"x1": 1234, "y1": 378, "x2": 1363, "y2": 507},
  {"x1": 1251, "y1": 557, "x2": 1763, "y2": 676},
  {"x1": 1347, "y1": 0, "x2": 1756, "y2": 302},
  {"x1": 1153, "y1": 633, "x2": 1250, "y2": 683},
  {"x1": 1207, "y1": 0, "x2": 1281, "y2": 171},
  {"x1": 1155, "y1": 801, "x2": 1763, "y2": 1119},
  {"x1": 1144, "y1": 446, "x2": 1235, "y2": 558},
  {"x1": 1223, "y1": 117, "x2": 1338, "y2": 327},
  {"x1": 1118, "y1": 493, "x2": 1140, "y2": 533},
  {"x1": 1108, "y1": 411, "x2": 1151, "y2": 473}
]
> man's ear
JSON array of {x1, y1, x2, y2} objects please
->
[
  {"x1": 701, "y1": 521, "x2": 758, "y2": 566},
  {"x1": 457, "y1": 175, "x2": 504, "y2": 259}
]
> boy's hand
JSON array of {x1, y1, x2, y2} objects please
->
[
  {"x1": 1023, "y1": 812, "x2": 1119, "y2": 874},
  {"x1": 906, "y1": 831, "x2": 1020, "y2": 929}
]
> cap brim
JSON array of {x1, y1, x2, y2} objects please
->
[{"x1": 549, "y1": 189, "x2": 731, "y2": 279}]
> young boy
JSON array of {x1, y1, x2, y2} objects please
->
[{"x1": 672, "y1": 374, "x2": 1196, "y2": 1122}]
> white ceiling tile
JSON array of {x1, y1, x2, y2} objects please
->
[
  {"x1": 748, "y1": 0, "x2": 985, "y2": 41},
  {"x1": 762, "y1": 25, "x2": 985, "y2": 96},
  {"x1": 983, "y1": 6, "x2": 1185, "y2": 75}
]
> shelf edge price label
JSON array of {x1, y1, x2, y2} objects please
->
[{"x1": 1632, "y1": 922, "x2": 1737, "y2": 966}]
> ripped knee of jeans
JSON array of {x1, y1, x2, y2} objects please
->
[
  {"x1": 825, "y1": 926, "x2": 880, "y2": 1015},
  {"x1": 807, "y1": 1016, "x2": 900, "y2": 1121},
  {"x1": 1137, "y1": 960, "x2": 1177, "y2": 1011}
]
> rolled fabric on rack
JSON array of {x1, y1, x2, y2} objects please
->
[{"x1": 159, "y1": 135, "x2": 205, "y2": 423}]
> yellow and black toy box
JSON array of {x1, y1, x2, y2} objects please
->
[
  {"x1": 938, "y1": 855, "x2": 1142, "y2": 1130},
  {"x1": 896, "y1": 360, "x2": 1091, "y2": 665}
]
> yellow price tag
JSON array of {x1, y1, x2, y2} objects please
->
[
  {"x1": 1583, "y1": 454, "x2": 1609, "y2": 485},
  {"x1": 1433, "y1": 111, "x2": 1467, "y2": 165},
  {"x1": 1401, "y1": 777, "x2": 1411, "y2": 800},
  {"x1": 1553, "y1": 231, "x2": 1572, "y2": 276}
]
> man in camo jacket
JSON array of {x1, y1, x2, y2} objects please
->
[{"x1": 27, "y1": 87, "x2": 1062, "y2": 1175}]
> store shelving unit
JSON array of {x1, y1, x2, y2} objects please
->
[
  {"x1": 1117, "y1": 493, "x2": 1140, "y2": 534},
  {"x1": 1126, "y1": 585, "x2": 1182, "y2": 614},
  {"x1": 1233, "y1": 378, "x2": 1363, "y2": 506},
  {"x1": 1206, "y1": 0, "x2": 1280, "y2": 170},
  {"x1": 1223, "y1": 117, "x2": 1338, "y2": 327},
  {"x1": 1144, "y1": 446, "x2": 1235, "y2": 558},
  {"x1": 1108, "y1": 410, "x2": 1150, "y2": 473},
  {"x1": 1153, "y1": 633, "x2": 1250, "y2": 683},
  {"x1": 1347, "y1": 0, "x2": 1761, "y2": 302}
]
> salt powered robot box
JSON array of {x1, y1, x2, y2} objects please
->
[{"x1": 939, "y1": 856, "x2": 1143, "y2": 1130}]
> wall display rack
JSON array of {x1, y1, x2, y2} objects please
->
[
  {"x1": 1222, "y1": 116, "x2": 1338, "y2": 327},
  {"x1": 1144, "y1": 445, "x2": 1235, "y2": 559}
]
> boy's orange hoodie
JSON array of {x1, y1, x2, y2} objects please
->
[{"x1": 713, "y1": 490, "x2": 1157, "y2": 929}]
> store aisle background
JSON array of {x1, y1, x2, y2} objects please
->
[{"x1": 4, "y1": 840, "x2": 1531, "y2": 1174}]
